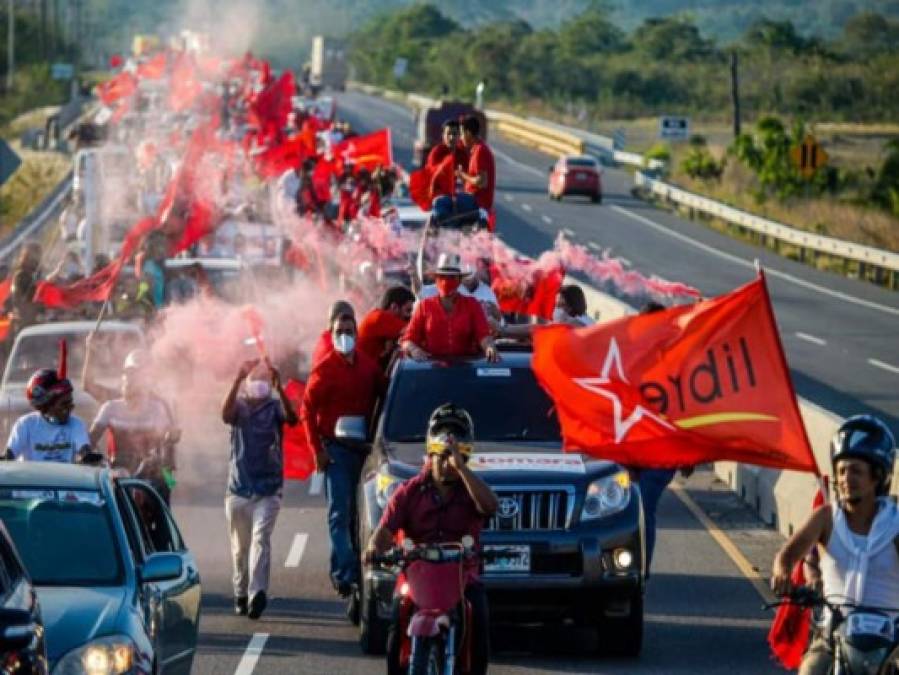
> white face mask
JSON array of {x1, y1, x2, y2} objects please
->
[
  {"x1": 245, "y1": 379, "x2": 271, "y2": 400},
  {"x1": 334, "y1": 334, "x2": 355, "y2": 355},
  {"x1": 552, "y1": 307, "x2": 570, "y2": 323}
]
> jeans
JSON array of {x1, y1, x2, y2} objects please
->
[
  {"x1": 431, "y1": 193, "x2": 479, "y2": 226},
  {"x1": 225, "y1": 493, "x2": 282, "y2": 598},
  {"x1": 638, "y1": 469, "x2": 676, "y2": 575},
  {"x1": 324, "y1": 440, "x2": 364, "y2": 586}
]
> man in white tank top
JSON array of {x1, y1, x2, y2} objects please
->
[{"x1": 771, "y1": 415, "x2": 898, "y2": 675}]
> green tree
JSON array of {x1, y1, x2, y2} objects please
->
[
  {"x1": 632, "y1": 17, "x2": 717, "y2": 61},
  {"x1": 842, "y1": 12, "x2": 899, "y2": 57},
  {"x1": 558, "y1": 6, "x2": 626, "y2": 59}
]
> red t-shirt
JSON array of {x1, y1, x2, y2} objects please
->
[
  {"x1": 357, "y1": 308, "x2": 407, "y2": 365},
  {"x1": 465, "y1": 140, "x2": 496, "y2": 211},
  {"x1": 426, "y1": 144, "x2": 468, "y2": 171},
  {"x1": 402, "y1": 295, "x2": 489, "y2": 358},
  {"x1": 429, "y1": 155, "x2": 455, "y2": 200},
  {"x1": 301, "y1": 349, "x2": 386, "y2": 455}
]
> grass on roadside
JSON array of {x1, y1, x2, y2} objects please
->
[{"x1": 0, "y1": 142, "x2": 70, "y2": 235}]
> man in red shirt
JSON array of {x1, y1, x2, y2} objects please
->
[
  {"x1": 302, "y1": 308, "x2": 387, "y2": 597},
  {"x1": 365, "y1": 404, "x2": 498, "y2": 675},
  {"x1": 357, "y1": 285, "x2": 415, "y2": 369},
  {"x1": 426, "y1": 120, "x2": 467, "y2": 201},
  {"x1": 457, "y1": 115, "x2": 496, "y2": 230},
  {"x1": 401, "y1": 253, "x2": 499, "y2": 362},
  {"x1": 311, "y1": 300, "x2": 355, "y2": 368}
]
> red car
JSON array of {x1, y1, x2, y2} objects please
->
[{"x1": 548, "y1": 155, "x2": 602, "y2": 203}]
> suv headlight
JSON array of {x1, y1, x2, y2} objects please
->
[
  {"x1": 580, "y1": 471, "x2": 631, "y2": 521},
  {"x1": 375, "y1": 470, "x2": 403, "y2": 508},
  {"x1": 53, "y1": 635, "x2": 135, "y2": 675}
]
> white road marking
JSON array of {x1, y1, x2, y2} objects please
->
[
  {"x1": 795, "y1": 332, "x2": 827, "y2": 346},
  {"x1": 493, "y1": 146, "x2": 547, "y2": 179},
  {"x1": 588, "y1": 242, "x2": 603, "y2": 252},
  {"x1": 521, "y1": 203, "x2": 532, "y2": 212},
  {"x1": 869, "y1": 358, "x2": 899, "y2": 375},
  {"x1": 285, "y1": 533, "x2": 309, "y2": 568},
  {"x1": 541, "y1": 215, "x2": 553, "y2": 225},
  {"x1": 561, "y1": 228, "x2": 575, "y2": 238},
  {"x1": 503, "y1": 193, "x2": 514, "y2": 202},
  {"x1": 235, "y1": 633, "x2": 268, "y2": 675},
  {"x1": 620, "y1": 257, "x2": 632, "y2": 266},
  {"x1": 309, "y1": 473, "x2": 324, "y2": 496},
  {"x1": 610, "y1": 205, "x2": 899, "y2": 318}
]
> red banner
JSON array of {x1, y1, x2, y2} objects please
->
[
  {"x1": 532, "y1": 274, "x2": 818, "y2": 472},
  {"x1": 333, "y1": 129, "x2": 392, "y2": 171},
  {"x1": 283, "y1": 380, "x2": 315, "y2": 480},
  {"x1": 137, "y1": 52, "x2": 167, "y2": 80},
  {"x1": 491, "y1": 262, "x2": 564, "y2": 320},
  {"x1": 96, "y1": 72, "x2": 137, "y2": 106}
]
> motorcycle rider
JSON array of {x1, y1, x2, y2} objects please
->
[
  {"x1": 4, "y1": 369, "x2": 91, "y2": 463},
  {"x1": 771, "y1": 415, "x2": 899, "y2": 675},
  {"x1": 365, "y1": 404, "x2": 498, "y2": 675}
]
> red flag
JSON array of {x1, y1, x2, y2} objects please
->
[
  {"x1": 333, "y1": 129, "x2": 392, "y2": 171},
  {"x1": 137, "y1": 52, "x2": 167, "y2": 80},
  {"x1": 251, "y1": 71, "x2": 295, "y2": 145},
  {"x1": 0, "y1": 277, "x2": 12, "y2": 308},
  {"x1": 532, "y1": 274, "x2": 818, "y2": 472},
  {"x1": 96, "y1": 72, "x2": 137, "y2": 105},
  {"x1": 283, "y1": 380, "x2": 315, "y2": 480},
  {"x1": 767, "y1": 484, "x2": 827, "y2": 669},
  {"x1": 491, "y1": 262, "x2": 564, "y2": 320},
  {"x1": 109, "y1": 54, "x2": 124, "y2": 69},
  {"x1": 168, "y1": 55, "x2": 202, "y2": 112},
  {"x1": 408, "y1": 166, "x2": 432, "y2": 211},
  {"x1": 254, "y1": 134, "x2": 311, "y2": 178},
  {"x1": 33, "y1": 259, "x2": 125, "y2": 309}
]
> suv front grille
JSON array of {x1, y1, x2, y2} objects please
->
[{"x1": 486, "y1": 489, "x2": 571, "y2": 531}]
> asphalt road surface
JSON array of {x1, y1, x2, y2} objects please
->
[
  {"x1": 335, "y1": 91, "x2": 899, "y2": 430},
  {"x1": 176, "y1": 420, "x2": 777, "y2": 674}
]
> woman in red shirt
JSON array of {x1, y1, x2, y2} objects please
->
[{"x1": 401, "y1": 253, "x2": 499, "y2": 362}]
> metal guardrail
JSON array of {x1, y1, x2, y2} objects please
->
[
  {"x1": 635, "y1": 170, "x2": 899, "y2": 278},
  {"x1": 487, "y1": 110, "x2": 584, "y2": 157},
  {"x1": 0, "y1": 171, "x2": 73, "y2": 264}
]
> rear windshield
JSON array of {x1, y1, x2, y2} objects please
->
[
  {"x1": 0, "y1": 489, "x2": 123, "y2": 586},
  {"x1": 384, "y1": 365, "x2": 561, "y2": 443},
  {"x1": 566, "y1": 158, "x2": 597, "y2": 168}
]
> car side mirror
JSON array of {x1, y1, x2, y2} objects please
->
[
  {"x1": 140, "y1": 553, "x2": 182, "y2": 583},
  {"x1": 334, "y1": 415, "x2": 369, "y2": 448},
  {"x1": 0, "y1": 608, "x2": 36, "y2": 651}
]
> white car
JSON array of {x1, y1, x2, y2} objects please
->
[{"x1": 0, "y1": 321, "x2": 146, "y2": 442}]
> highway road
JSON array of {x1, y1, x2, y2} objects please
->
[
  {"x1": 176, "y1": 419, "x2": 777, "y2": 674},
  {"x1": 335, "y1": 91, "x2": 899, "y2": 429}
]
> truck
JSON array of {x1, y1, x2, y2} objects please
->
[
  {"x1": 412, "y1": 100, "x2": 488, "y2": 168},
  {"x1": 309, "y1": 36, "x2": 348, "y2": 92}
]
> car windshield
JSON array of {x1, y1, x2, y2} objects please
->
[
  {"x1": 0, "y1": 489, "x2": 123, "y2": 586},
  {"x1": 4, "y1": 330, "x2": 141, "y2": 387},
  {"x1": 384, "y1": 365, "x2": 561, "y2": 443},
  {"x1": 567, "y1": 158, "x2": 597, "y2": 168}
]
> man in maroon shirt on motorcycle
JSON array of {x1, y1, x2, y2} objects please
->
[{"x1": 365, "y1": 404, "x2": 498, "y2": 675}]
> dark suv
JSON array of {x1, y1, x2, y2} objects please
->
[{"x1": 351, "y1": 348, "x2": 645, "y2": 656}]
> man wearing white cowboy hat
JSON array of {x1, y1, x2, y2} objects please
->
[{"x1": 401, "y1": 253, "x2": 499, "y2": 362}]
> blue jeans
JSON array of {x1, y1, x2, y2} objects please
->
[
  {"x1": 324, "y1": 440, "x2": 364, "y2": 586},
  {"x1": 638, "y1": 469, "x2": 676, "y2": 576},
  {"x1": 431, "y1": 193, "x2": 478, "y2": 226}
]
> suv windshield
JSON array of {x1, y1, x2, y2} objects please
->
[
  {"x1": 0, "y1": 489, "x2": 123, "y2": 586},
  {"x1": 385, "y1": 365, "x2": 561, "y2": 443},
  {"x1": 566, "y1": 158, "x2": 597, "y2": 168}
]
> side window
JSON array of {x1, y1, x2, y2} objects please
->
[{"x1": 122, "y1": 484, "x2": 180, "y2": 556}]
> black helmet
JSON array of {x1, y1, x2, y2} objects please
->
[
  {"x1": 831, "y1": 415, "x2": 896, "y2": 495},
  {"x1": 26, "y1": 369, "x2": 73, "y2": 410},
  {"x1": 427, "y1": 404, "x2": 474, "y2": 456}
]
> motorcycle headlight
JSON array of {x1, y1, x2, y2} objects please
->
[
  {"x1": 581, "y1": 471, "x2": 631, "y2": 521},
  {"x1": 53, "y1": 635, "x2": 135, "y2": 675},
  {"x1": 375, "y1": 470, "x2": 403, "y2": 508}
]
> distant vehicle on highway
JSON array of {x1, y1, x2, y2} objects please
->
[
  {"x1": 349, "y1": 346, "x2": 645, "y2": 657},
  {"x1": 548, "y1": 155, "x2": 603, "y2": 203},
  {"x1": 0, "y1": 462, "x2": 202, "y2": 674},
  {"x1": 0, "y1": 520, "x2": 48, "y2": 674},
  {"x1": 310, "y1": 36, "x2": 348, "y2": 92},
  {"x1": 165, "y1": 257, "x2": 258, "y2": 305},
  {"x1": 412, "y1": 101, "x2": 487, "y2": 168},
  {"x1": 0, "y1": 321, "x2": 146, "y2": 442}
]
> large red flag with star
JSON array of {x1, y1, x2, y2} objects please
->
[
  {"x1": 333, "y1": 129, "x2": 392, "y2": 171},
  {"x1": 532, "y1": 273, "x2": 818, "y2": 473}
]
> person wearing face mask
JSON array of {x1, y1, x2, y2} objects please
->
[
  {"x1": 4, "y1": 368, "x2": 91, "y2": 463},
  {"x1": 311, "y1": 300, "x2": 356, "y2": 368},
  {"x1": 222, "y1": 359, "x2": 299, "y2": 620},
  {"x1": 302, "y1": 309, "x2": 387, "y2": 598},
  {"x1": 88, "y1": 349, "x2": 180, "y2": 502},
  {"x1": 401, "y1": 253, "x2": 499, "y2": 363}
]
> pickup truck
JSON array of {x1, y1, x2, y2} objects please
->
[
  {"x1": 412, "y1": 101, "x2": 488, "y2": 168},
  {"x1": 348, "y1": 346, "x2": 645, "y2": 657}
]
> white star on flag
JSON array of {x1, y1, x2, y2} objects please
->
[{"x1": 573, "y1": 337, "x2": 674, "y2": 444}]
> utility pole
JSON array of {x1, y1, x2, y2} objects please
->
[
  {"x1": 6, "y1": 0, "x2": 13, "y2": 91},
  {"x1": 730, "y1": 51, "x2": 741, "y2": 138}
]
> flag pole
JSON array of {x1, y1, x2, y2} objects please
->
[{"x1": 92, "y1": 297, "x2": 111, "y2": 333}]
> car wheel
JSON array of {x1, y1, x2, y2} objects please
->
[
  {"x1": 591, "y1": 192, "x2": 602, "y2": 204},
  {"x1": 359, "y1": 577, "x2": 389, "y2": 655},
  {"x1": 596, "y1": 591, "x2": 643, "y2": 657}
]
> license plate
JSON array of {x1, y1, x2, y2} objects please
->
[
  {"x1": 484, "y1": 545, "x2": 530, "y2": 573},
  {"x1": 576, "y1": 171, "x2": 588, "y2": 180}
]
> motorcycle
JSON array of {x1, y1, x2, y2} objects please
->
[
  {"x1": 373, "y1": 536, "x2": 520, "y2": 675},
  {"x1": 768, "y1": 588, "x2": 899, "y2": 674}
]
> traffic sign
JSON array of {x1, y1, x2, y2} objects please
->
[
  {"x1": 790, "y1": 134, "x2": 828, "y2": 179},
  {"x1": 613, "y1": 128, "x2": 627, "y2": 151},
  {"x1": 51, "y1": 63, "x2": 75, "y2": 80},
  {"x1": 0, "y1": 140, "x2": 22, "y2": 187},
  {"x1": 659, "y1": 116, "x2": 690, "y2": 141},
  {"x1": 392, "y1": 57, "x2": 408, "y2": 80}
]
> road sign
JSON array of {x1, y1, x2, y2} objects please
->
[
  {"x1": 51, "y1": 63, "x2": 75, "y2": 80},
  {"x1": 613, "y1": 128, "x2": 627, "y2": 151},
  {"x1": 0, "y1": 140, "x2": 22, "y2": 187},
  {"x1": 392, "y1": 57, "x2": 408, "y2": 80},
  {"x1": 659, "y1": 116, "x2": 690, "y2": 141},
  {"x1": 790, "y1": 134, "x2": 828, "y2": 179}
]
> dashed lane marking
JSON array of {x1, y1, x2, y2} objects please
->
[
  {"x1": 541, "y1": 215, "x2": 553, "y2": 225},
  {"x1": 561, "y1": 228, "x2": 575, "y2": 238},
  {"x1": 521, "y1": 203, "x2": 532, "y2": 212},
  {"x1": 309, "y1": 473, "x2": 324, "y2": 496},
  {"x1": 611, "y1": 205, "x2": 899, "y2": 318},
  {"x1": 234, "y1": 633, "x2": 268, "y2": 675},
  {"x1": 503, "y1": 193, "x2": 514, "y2": 202},
  {"x1": 869, "y1": 358, "x2": 899, "y2": 375},
  {"x1": 285, "y1": 533, "x2": 309, "y2": 568},
  {"x1": 795, "y1": 332, "x2": 827, "y2": 346},
  {"x1": 588, "y1": 242, "x2": 602, "y2": 252}
]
